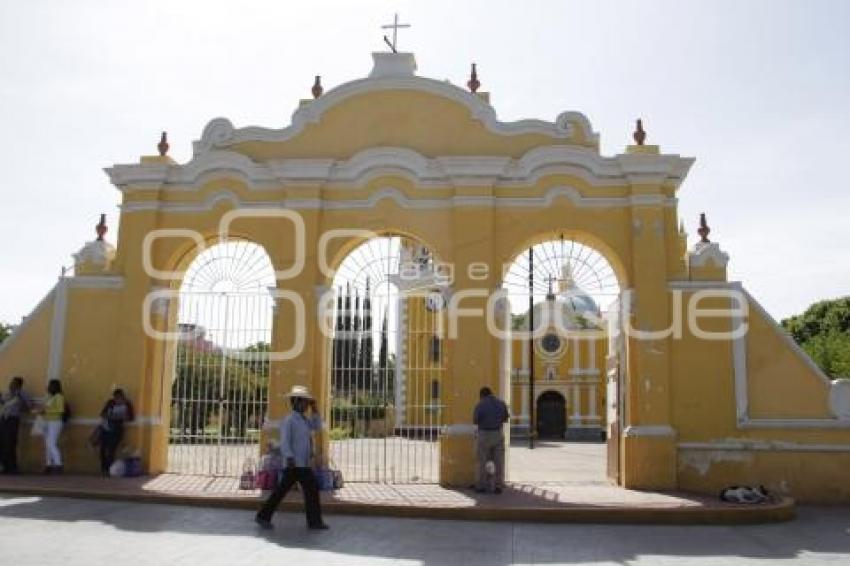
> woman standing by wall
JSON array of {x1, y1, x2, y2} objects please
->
[
  {"x1": 98, "y1": 388, "x2": 134, "y2": 476},
  {"x1": 39, "y1": 379, "x2": 65, "y2": 473}
]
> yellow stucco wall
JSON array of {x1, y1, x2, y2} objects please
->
[{"x1": 0, "y1": 290, "x2": 53, "y2": 382}]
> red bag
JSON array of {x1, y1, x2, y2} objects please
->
[{"x1": 256, "y1": 469, "x2": 276, "y2": 491}]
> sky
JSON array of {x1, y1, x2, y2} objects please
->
[{"x1": 1, "y1": 0, "x2": 849, "y2": 325}]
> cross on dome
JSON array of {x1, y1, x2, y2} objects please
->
[{"x1": 381, "y1": 13, "x2": 411, "y2": 53}]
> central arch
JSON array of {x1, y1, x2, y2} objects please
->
[
  {"x1": 500, "y1": 233, "x2": 625, "y2": 483},
  {"x1": 327, "y1": 233, "x2": 448, "y2": 483}
]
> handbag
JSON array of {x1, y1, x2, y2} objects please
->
[
  {"x1": 314, "y1": 467, "x2": 335, "y2": 491},
  {"x1": 256, "y1": 469, "x2": 276, "y2": 491},
  {"x1": 30, "y1": 415, "x2": 46, "y2": 437},
  {"x1": 124, "y1": 456, "x2": 142, "y2": 477},
  {"x1": 239, "y1": 459, "x2": 257, "y2": 490},
  {"x1": 88, "y1": 426, "x2": 102, "y2": 448}
]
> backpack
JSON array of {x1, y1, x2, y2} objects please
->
[{"x1": 62, "y1": 401, "x2": 72, "y2": 424}]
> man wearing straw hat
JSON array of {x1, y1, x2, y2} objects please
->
[{"x1": 255, "y1": 385, "x2": 329, "y2": 530}]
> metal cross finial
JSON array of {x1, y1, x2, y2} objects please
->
[{"x1": 381, "y1": 13, "x2": 410, "y2": 53}]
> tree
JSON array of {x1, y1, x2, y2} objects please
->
[
  {"x1": 0, "y1": 323, "x2": 12, "y2": 345},
  {"x1": 782, "y1": 297, "x2": 850, "y2": 378},
  {"x1": 171, "y1": 340, "x2": 270, "y2": 441}
]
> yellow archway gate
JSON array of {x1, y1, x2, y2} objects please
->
[{"x1": 4, "y1": 52, "x2": 850, "y2": 500}]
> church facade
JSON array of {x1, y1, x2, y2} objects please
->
[{"x1": 2, "y1": 50, "x2": 850, "y2": 501}]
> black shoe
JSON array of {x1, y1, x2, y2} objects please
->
[
  {"x1": 254, "y1": 516, "x2": 274, "y2": 530},
  {"x1": 308, "y1": 523, "x2": 330, "y2": 530},
  {"x1": 474, "y1": 487, "x2": 486, "y2": 494},
  {"x1": 494, "y1": 487, "x2": 503, "y2": 494}
]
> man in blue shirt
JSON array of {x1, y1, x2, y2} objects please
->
[
  {"x1": 472, "y1": 386, "x2": 510, "y2": 494},
  {"x1": 256, "y1": 385, "x2": 328, "y2": 530}
]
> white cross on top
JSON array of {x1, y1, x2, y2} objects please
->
[{"x1": 381, "y1": 13, "x2": 411, "y2": 53}]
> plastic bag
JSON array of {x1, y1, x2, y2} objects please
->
[
  {"x1": 314, "y1": 467, "x2": 334, "y2": 491},
  {"x1": 110, "y1": 459, "x2": 126, "y2": 477},
  {"x1": 30, "y1": 416, "x2": 46, "y2": 437}
]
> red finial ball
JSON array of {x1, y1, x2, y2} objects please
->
[
  {"x1": 697, "y1": 212, "x2": 711, "y2": 243},
  {"x1": 312, "y1": 75, "x2": 323, "y2": 99},
  {"x1": 96, "y1": 214, "x2": 108, "y2": 241},
  {"x1": 467, "y1": 63, "x2": 480, "y2": 93},
  {"x1": 633, "y1": 119, "x2": 646, "y2": 145},
  {"x1": 157, "y1": 131, "x2": 169, "y2": 156}
]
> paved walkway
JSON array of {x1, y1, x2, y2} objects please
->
[
  {"x1": 0, "y1": 472, "x2": 792, "y2": 524},
  {"x1": 0, "y1": 495, "x2": 845, "y2": 565}
]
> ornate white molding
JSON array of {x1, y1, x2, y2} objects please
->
[
  {"x1": 119, "y1": 185, "x2": 679, "y2": 214},
  {"x1": 73, "y1": 239, "x2": 117, "y2": 271},
  {"x1": 670, "y1": 282, "x2": 848, "y2": 428},
  {"x1": 106, "y1": 145, "x2": 694, "y2": 193},
  {"x1": 829, "y1": 379, "x2": 850, "y2": 420},
  {"x1": 622, "y1": 424, "x2": 676, "y2": 438},
  {"x1": 67, "y1": 275, "x2": 125, "y2": 289},
  {"x1": 679, "y1": 440, "x2": 850, "y2": 452},
  {"x1": 688, "y1": 241, "x2": 730, "y2": 268},
  {"x1": 47, "y1": 278, "x2": 69, "y2": 382},
  {"x1": 444, "y1": 424, "x2": 476, "y2": 436},
  {"x1": 187, "y1": 65, "x2": 599, "y2": 156}
]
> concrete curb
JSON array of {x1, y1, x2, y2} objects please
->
[{"x1": 0, "y1": 484, "x2": 795, "y2": 525}]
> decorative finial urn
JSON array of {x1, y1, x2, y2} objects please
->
[
  {"x1": 633, "y1": 119, "x2": 646, "y2": 146},
  {"x1": 697, "y1": 212, "x2": 711, "y2": 243},
  {"x1": 95, "y1": 214, "x2": 107, "y2": 241},
  {"x1": 467, "y1": 63, "x2": 480, "y2": 93},
  {"x1": 312, "y1": 75, "x2": 323, "y2": 99},
  {"x1": 73, "y1": 213, "x2": 117, "y2": 274},
  {"x1": 157, "y1": 131, "x2": 169, "y2": 156}
]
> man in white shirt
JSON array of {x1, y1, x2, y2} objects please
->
[{"x1": 255, "y1": 385, "x2": 328, "y2": 530}]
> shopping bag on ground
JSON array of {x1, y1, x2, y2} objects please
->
[
  {"x1": 314, "y1": 467, "x2": 334, "y2": 491},
  {"x1": 30, "y1": 415, "x2": 46, "y2": 437},
  {"x1": 239, "y1": 459, "x2": 257, "y2": 490},
  {"x1": 256, "y1": 469, "x2": 276, "y2": 491},
  {"x1": 124, "y1": 456, "x2": 142, "y2": 477}
]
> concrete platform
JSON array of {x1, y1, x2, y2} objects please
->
[{"x1": 0, "y1": 473, "x2": 794, "y2": 525}]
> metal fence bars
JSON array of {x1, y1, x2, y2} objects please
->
[{"x1": 328, "y1": 236, "x2": 447, "y2": 483}]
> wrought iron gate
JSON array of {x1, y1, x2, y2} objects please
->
[
  {"x1": 167, "y1": 241, "x2": 274, "y2": 476},
  {"x1": 328, "y1": 236, "x2": 446, "y2": 483}
]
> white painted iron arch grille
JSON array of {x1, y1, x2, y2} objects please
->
[
  {"x1": 329, "y1": 236, "x2": 446, "y2": 483},
  {"x1": 168, "y1": 240, "x2": 275, "y2": 477}
]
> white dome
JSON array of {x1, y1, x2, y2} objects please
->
[{"x1": 521, "y1": 290, "x2": 600, "y2": 331}]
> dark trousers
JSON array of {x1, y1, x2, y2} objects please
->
[
  {"x1": 256, "y1": 466, "x2": 323, "y2": 527},
  {"x1": 0, "y1": 417, "x2": 21, "y2": 474},
  {"x1": 99, "y1": 424, "x2": 124, "y2": 474}
]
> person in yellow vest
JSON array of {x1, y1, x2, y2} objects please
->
[{"x1": 36, "y1": 379, "x2": 66, "y2": 474}]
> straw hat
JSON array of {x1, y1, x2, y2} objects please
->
[{"x1": 282, "y1": 385, "x2": 314, "y2": 400}]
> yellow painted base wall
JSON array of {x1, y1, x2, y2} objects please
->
[{"x1": 678, "y1": 450, "x2": 850, "y2": 504}]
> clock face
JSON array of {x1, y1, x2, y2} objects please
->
[
  {"x1": 425, "y1": 290, "x2": 446, "y2": 312},
  {"x1": 541, "y1": 333, "x2": 562, "y2": 354}
]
